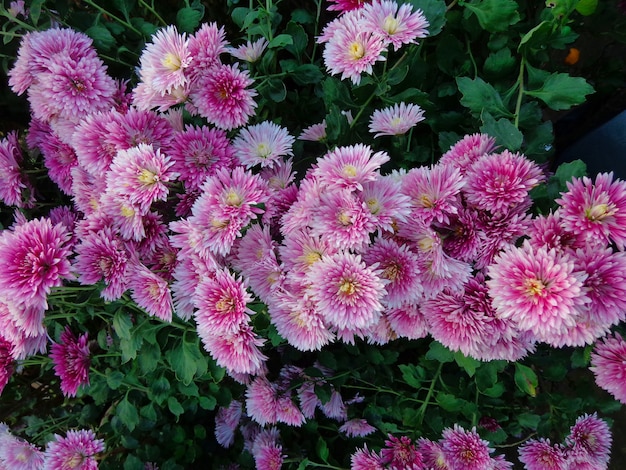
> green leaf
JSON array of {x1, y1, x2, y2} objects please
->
[
  {"x1": 124, "y1": 454, "x2": 144, "y2": 470},
  {"x1": 117, "y1": 397, "x2": 140, "y2": 431},
  {"x1": 316, "y1": 437, "x2": 329, "y2": 462},
  {"x1": 425, "y1": 341, "x2": 454, "y2": 363},
  {"x1": 167, "y1": 337, "x2": 204, "y2": 385},
  {"x1": 576, "y1": 0, "x2": 598, "y2": 15},
  {"x1": 297, "y1": 459, "x2": 311, "y2": 470},
  {"x1": 291, "y1": 64, "x2": 323, "y2": 85},
  {"x1": 176, "y1": 6, "x2": 204, "y2": 34},
  {"x1": 138, "y1": 341, "x2": 160, "y2": 374},
  {"x1": 480, "y1": 113, "x2": 523, "y2": 151},
  {"x1": 130, "y1": 17, "x2": 159, "y2": 38},
  {"x1": 456, "y1": 77, "x2": 512, "y2": 119},
  {"x1": 554, "y1": 159, "x2": 587, "y2": 186},
  {"x1": 285, "y1": 21, "x2": 308, "y2": 55},
  {"x1": 571, "y1": 345, "x2": 592, "y2": 368},
  {"x1": 387, "y1": 65, "x2": 409, "y2": 86},
  {"x1": 113, "y1": 310, "x2": 133, "y2": 340},
  {"x1": 518, "y1": 21, "x2": 552, "y2": 53},
  {"x1": 120, "y1": 334, "x2": 142, "y2": 363},
  {"x1": 113, "y1": 0, "x2": 136, "y2": 21},
  {"x1": 149, "y1": 375, "x2": 171, "y2": 405},
  {"x1": 463, "y1": 0, "x2": 520, "y2": 33},
  {"x1": 407, "y1": 0, "x2": 447, "y2": 36},
  {"x1": 199, "y1": 395, "x2": 217, "y2": 410},
  {"x1": 483, "y1": 48, "x2": 516, "y2": 79},
  {"x1": 436, "y1": 392, "x2": 464, "y2": 411},
  {"x1": 231, "y1": 7, "x2": 251, "y2": 28},
  {"x1": 268, "y1": 33, "x2": 293, "y2": 49},
  {"x1": 517, "y1": 412, "x2": 541, "y2": 429},
  {"x1": 167, "y1": 396, "x2": 185, "y2": 419},
  {"x1": 526, "y1": 73, "x2": 595, "y2": 111},
  {"x1": 106, "y1": 369, "x2": 125, "y2": 390},
  {"x1": 454, "y1": 351, "x2": 481, "y2": 377},
  {"x1": 86, "y1": 25, "x2": 116, "y2": 51},
  {"x1": 514, "y1": 363, "x2": 538, "y2": 397},
  {"x1": 291, "y1": 9, "x2": 314, "y2": 24},
  {"x1": 266, "y1": 78, "x2": 287, "y2": 102},
  {"x1": 29, "y1": 0, "x2": 45, "y2": 26},
  {"x1": 399, "y1": 364, "x2": 424, "y2": 389}
]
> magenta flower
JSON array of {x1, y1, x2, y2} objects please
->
[
  {"x1": 321, "y1": 11, "x2": 387, "y2": 84},
  {"x1": 0, "y1": 131, "x2": 33, "y2": 208},
  {"x1": 251, "y1": 428, "x2": 284, "y2": 470},
  {"x1": 380, "y1": 434, "x2": 424, "y2": 468},
  {"x1": 129, "y1": 264, "x2": 173, "y2": 322},
  {"x1": 0, "y1": 336, "x2": 14, "y2": 395},
  {"x1": 327, "y1": 0, "x2": 371, "y2": 13},
  {"x1": 104, "y1": 108, "x2": 174, "y2": 154},
  {"x1": 38, "y1": 125, "x2": 78, "y2": 195},
  {"x1": 351, "y1": 444, "x2": 385, "y2": 470},
  {"x1": 71, "y1": 110, "x2": 119, "y2": 176},
  {"x1": 198, "y1": 323, "x2": 266, "y2": 375},
  {"x1": 566, "y1": 413, "x2": 612, "y2": 467},
  {"x1": 557, "y1": 172, "x2": 626, "y2": 250},
  {"x1": 439, "y1": 132, "x2": 497, "y2": 175},
  {"x1": 486, "y1": 240, "x2": 588, "y2": 342},
  {"x1": 368, "y1": 102, "x2": 425, "y2": 137},
  {"x1": 232, "y1": 121, "x2": 295, "y2": 169},
  {"x1": 306, "y1": 251, "x2": 386, "y2": 331},
  {"x1": 187, "y1": 22, "x2": 228, "y2": 82},
  {"x1": 43, "y1": 429, "x2": 104, "y2": 470},
  {"x1": 0, "y1": 217, "x2": 72, "y2": 311},
  {"x1": 190, "y1": 63, "x2": 257, "y2": 130},
  {"x1": 416, "y1": 438, "x2": 448, "y2": 470},
  {"x1": 440, "y1": 425, "x2": 492, "y2": 470},
  {"x1": 299, "y1": 120, "x2": 327, "y2": 142},
  {"x1": 590, "y1": 333, "x2": 626, "y2": 404},
  {"x1": 50, "y1": 327, "x2": 91, "y2": 397},
  {"x1": 518, "y1": 438, "x2": 567, "y2": 470},
  {"x1": 0, "y1": 433, "x2": 45, "y2": 470},
  {"x1": 385, "y1": 304, "x2": 429, "y2": 340},
  {"x1": 245, "y1": 376, "x2": 280, "y2": 426},
  {"x1": 339, "y1": 419, "x2": 377, "y2": 438},
  {"x1": 228, "y1": 37, "x2": 269, "y2": 62},
  {"x1": 362, "y1": 0, "x2": 430, "y2": 50}
]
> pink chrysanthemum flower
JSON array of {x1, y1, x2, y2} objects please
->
[
  {"x1": 72, "y1": 111, "x2": 119, "y2": 176},
  {"x1": 168, "y1": 124, "x2": 234, "y2": 190},
  {"x1": 557, "y1": 172, "x2": 626, "y2": 250},
  {"x1": 198, "y1": 323, "x2": 266, "y2": 375},
  {"x1": 194, "y1": 268, "x2": 254, "y2": 335},
  {"x1": 440, "y1": 425, "x2": 492, "y2": 470},
  {"x1": 590, "y1": 333, "x2": 626, "y2": 404},
  {"x1": 128, "y1": 264, "x2": 173, "y2": 322},
  {"x1": 518, "y1": 438, "x2": 567, "y2": 470},
  {"x1": 566, "y1": 413, "x2": 612, "y2": 467},
  {"x1": 187, "y1": 22, "x2": 228, "y2": 82},
  {"x1": 106, "y1": 143, "x2": 177, "y2": 213},
  {"x1": 37, "y1": 126, "x2": 78, "y2": 195},
  {"x1": 368, "y1": 102, "x2": 425, "y2": 137},
  {"x1": 73, "y1": 224, "x2": 130, "y2": 301},
  {"x1": 232, "y1": 121, "x2": 295, "y2": 169},
  {"x1": 401, "y1": 163, "x2": 464, "y2": 225},
  {"x1": 43, "y1": 429, "x2": 104, "y2": 470},
  {"x1": 252, "y1": 428, "x2": 284, "y2": 470},
  {"x1": 278, "y1": 229, "x2": 336, "y2": 279},
  {"x1": 299, "y1": 120, "x2": 327, "y2": 142},
  {"x1": 306, "y1": 251, "x2": 386, "y2": 331},
  {"x1": 228, "y1": 37, "x2": 269, "y2": 62},
  {"x1": 380, "y1": 434, "x2": 423, "y2": 469},
  {"x1": 328, "y1": 0, "x2": 371, "y2": 13},
  {"x1": 0, "y1": 131, "x2": 34, "y2": 208},
  {"x1": 104, "y1": 107, "x2": 174, "y2": 154},
  {"x1": 190, "y1": 63, "x2": 258, "y2": 130},
  {"x1": 362, "y1": 0, "x2": 429, "y2": 50},
  {"x1": 360, "y1": 176, "x2": 411, "y2": 233},
  {"x1": 215, "y1": 400, "x2": 243, "y2": 448},
  {"x1": 351, "y1": 444, "x2": 385, "y2": 470},
  {"x1": 441, "y1": 207, "x2": 486, "y2": 263},
  {"x1": 363, "y1": 237, "x2": 422, "y2": 308},
  {"x1": 0, "y1": 336, "x2": 14, "y2": 394},
  {"x1": 0, "y1": 300, "x2": 48, "y2": 360},
  {"x1": 50, "y1": 327, "x2": 91, "y2": 397},
  {"x1": 246, "y1": 376, "x2": 281, "y2": 426},
  {"x1": 310, "y1": 189, "x2": 377, "y2": 251},
  {"x1": 464, "y1": 150, "x2": 545, "y2": 214},
  {"x1": 313, "y1": 144, "x2": 390, "y2": 192},
  {"x1": 486, "y1": 240, "x2": 588, "y2": 342},
  {"x1": 321, "y1": 11, "x2": 387, "y2": 84},
  {"x1": 528, "y1": 211, "x2": 584, "y2": 252},
  {"x1": 339, "y1": 419, "x2": 377, "y2": 438},
  {"x1": 385, "y1": 304, "x2": 429, "y2": 340},
  {"x1": 0, "y1": 217, "x2": 72, "y2": 311},
  {"x1": 439, "y1": 133, "x2": 498, "y2": 175},
  {"x1": 0, "y1": 433, "x2": 45, "y2": 470},
  {"x1": 136, "y1": 25, "x2": 192, "y2": 96}
]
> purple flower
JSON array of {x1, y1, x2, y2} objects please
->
[
  {"x1": 368, "y1": 102, "x2": 425, "y2": 137},
  {"x1": 50, "y1": 327, "x2": 91, "y2": 397},
  {"x1": 590, "y1": 333, "x2": 626, "y2": 404}
]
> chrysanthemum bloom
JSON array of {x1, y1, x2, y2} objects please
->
[
  {"x1": 309, "y1": 189, "x2": 377, "y2": 251},
  {"x1": 99, "y1": 191, "x2": 149, "y2": 242},
  {"x1": 29, "y1": 53, "x2": 116, "y2": 123},
  {"x1": 0, "y1": 433, "x2": 45, "y2": 470},
  {"x1": 306, "y1": 251, "x2": 386, "y2": 331},
  {"x1": 401, "y1": 163, "x2": 464, "y2": 225},
  {"x1": 228, "y1": 37, "x2": 269, "y2": 62},
  {"x1": 168, "y1": 124, "x2": 235, "y2": 190},
  {"x1": 299, "y1": 120, "x2": 327, "y2": 142},
  {"x1": 278, "y1": 229, "x2": 337, "y2": 280},
  {"x1": 528, "y1": 211, "x2": 585, "y2": 252},
  {"x1": 71, "y1": 110, "x2": 121, "y2": 176},
  {"x1": 0, "y1": 336, "x2": 14, "y2": 394},
  {"x1": 136, "y1": 25, "x2": 192, "y2": 96},
  {"x1": 360, "y1": 177, "x2": 411, "y2": 233},
  {"x1": 7, "y1": 0, "x2": 28, "y2": 19},
  {"x1": 590, "y1": 333, "x2": 626, "y2": 404},
  {"x1": 486, "y1": 240, "x2": 588, "y2": 342},
  {"x1": 351, "y1": 445, "x2": 385, "y2": 470},
  {"x1": 49, "y1": 327, "x2": 91, "y2": 397},
  {"x1": 385, "y1": 304, "x2": 428, "y2": 340},
  {"x1": 518, "y1": 438, "x2": 567, "y2": 470},
  {"x1": 190, "y1": 63, "x2": 257, "y2": 130},
  {"x1": 232, "y1": 121, "x2": 295, "y2": 169},
  {"x1": 440, "y1": 425, "x2": 492, "y2": 470},
  {"x1": 215, "y1": 400, "x2": 243, "y2": 448},
  {"x1": 379, "y1": 434, "x2": 423, "y2": 469},
  {"x1": 327, "y1": 0, "x2": 371, "y2": 13},
  {"x1": 43, "y1": 429, "x2": 104, "y2": 470},
  {"x1": 74, "y1": 224, "x2": 131, "y2": 301},
  {"x1": 128, "y1": 264, "x2": 173, "y2": 322},
  {"x1": 106, "y1": 143, "x2": 177, "y2": 213},
  {"x1": 313, "y1": 144, "x2": 390, "y2": 192},
  {"x1": 565, "y1": 413, "x2": 612, "y2": 468},
  {"x1": 320, "y1": 389, "x2": 348, "y2": 421},
  {"x1": 339, "y1": 419, "x2": 377, "y2": 438},
  {"x1": 464, "y1": 150, "x2": 545, "y2": 214},
  {"x1": 438, "y1": 133, "x2": 497, "y2": 175},
  {"x1": 368, "y1": 102, "x2": 425, "y2": 137},
  {"x1": 37, "y1": 126, "x2": 78, "y2": 195},
  {"x1": 0, "y1": 131, "x2": 34, "y2": 208},
  {"x1": 195, "y1": 268, "x2": 254, "y2": 335},
  {"x1": 187, "y1": 22, "x2": 228, "y2": 82},
  {"x1": 0, "y1": 301, "x2": 47, "y2": 360},
  {"x1": 362, "y1": 0, "x2": 429, "y2": 50},
  {"x1": 103, "y1": 107, "x2": 174, "y2": 154},
  {"x1": 557, "y1": 172, "x2": 626, "y2": 250},
  {"x1": 0, "y1": 217, "x2": 72, "y2": 311},
  {"x1": 252, "y1": 428, "x2": 284, "y2": 470},
  {"x1": 232, "y1": 223, "x2": 277, "y2": 272},
  {"x1": 245, "y1": 376, "x2": 280, "y2": 426},
  {"x1": 198, "y1": 323, "x2": 266, "y2": 375},
  {"x1": 321, "y1": 11, "x2": 387, "y2": 84}
]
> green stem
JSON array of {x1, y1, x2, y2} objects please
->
[
  {"x1": 447, "y1": 0, "x2": 459, "y2": 11},
  {"x1": 139, "y1": 0, "x2": 167, "y2": 26},
  {"x1": 0, "y1": 12, "x2": 36, "y2": 31},
  {"x1": 310, "y1": 0, "x2": 324, "y2": 63},
  {"x1": 514, "y1": 57, "x2": 526, "y2": 129},
  {"x1": 82, "y1": 0, "x2": 143, "y2": 36},
  {"x1": 90, "y1": 368, "x2": 150, "y2": 393},
  {"x1": 417, "y1": 362, "x2": 443, "y2": 426}
]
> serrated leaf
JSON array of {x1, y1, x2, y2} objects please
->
[
  {"x1": 463, "y1": 0, "x2": 520, "y2": 33},
  {"x1": 113, "y1": 0, "x2": 136, "y2": 21},
  {"x1": 518, "y1": 21, "x2": 552, "y2": 53},
  {"x1": 297, "y1": 459, "x2": 311, "y2": 470},
  {"x1": 436, "y1": 392, "x2": 463, "y2": 411},
  {"x1": 457, "y1": 77, "x2": 512, "y2": 119},
  {"x1": 291, "y1": 64, "x2": 323, "y2": 85},
  {"x1": 113, "y1": 310, "x2": 133, "y2": 340},
  {"x1": 316, "y1": 437, "x2": 329, "y2": 462},
  {"x1": 526, "y1": 73, "x2": 595, "y2": 111},
  {"x1": 177, "y1": 6, "x2": 204, "y2": 34},
  {"x1": 268, "y1": 33, "x2": 293, "y2": 48},
  {"x1": 117, "y1": 397, "x2": 139, "y2": 431},
  {"x1": 425, "y1": 341, "x2": 454, "y2": 363},
  {"x1": 514, "y1": 363, "x2": 538, "y2": 397},
  {"x1": 454, "y1": 351, "x2": 481, "y2": 377},
  {"x1": 168, "y1": 396, "x2": 185, "y2": 419},
  {"x1": 85, "y1": 25, "x2": 116, "y2": 51},
  {"x1": 555, "y1": 159, "x2": 587, "y2": 187},
  {"x1": 399, "y1": 364, "x2": 424, "y2": 389},
  {"x1": 480, "y1": 112, "x2": 523, "y2": 151},
  {"x1": 106, "y1": 370, "x2": 125, "y2": 390},
  {"x1": 483, "y1": 48, "x2": 516, "y2": 78},
  {"x1": 123, "y1": 454, "x2": 144, "y2": 470},
  {"x1": 138, "y1": 341, "x2": 160, "y2": 374},
  {"x1": 29, "y1": 0, "x2": 44, "y2": 26},
  {"x1": 167, "y1": 337, "x2": 203, "y2": 385}
]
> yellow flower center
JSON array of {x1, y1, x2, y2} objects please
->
[
  {"x1": 339, "y1": 279, "x2": 357, "y2": 296},
  {"x1": 224, "y1": 189, "x2": 242, "y2": 206},
  {"x1": 366, "y1": 198, "x2": 380, "y2": 215},
  {"x1": 420, "y1": 194, "x2": 434, "y2": 208},
  {"x1": 525, "y1": 277, "x2": 547, "y2": 297},
  {"x1": 302, "y1": 249, "x2": 323, "y2": 266},
  {"x1": 256, "y1": 142, "x2": 271, "y2": 159},
  {"x1": 382, "y1": 15, "x2": 399, "y2": 35},
  {"x1": 348, "y1": 41, "x2": 365, "y2": 60},
  {"x1": 120, "y1": 205, "x2": 136, "y2": 218},
  {"x1": 585, "y1": 203, "x2": 614, "y2": 221},
  {"x1": 162, "y1": 52, "x2": 182, "y2": 71},
  {"x1": 337, "y1": 210, "x2": 352, "y2": 226},
  {"x1": 216, "y1": 296, "x2": 235, "y2": 314},
  {"x1": 211, "y1": 218, "x2": 230, "y2": 229},
  {"x1": 138, "y1": 168, "x2": 158, "y2": 185},
  {"x1": 343, "y1": 164, "x2": 358, "y2": 178},
  {"x1": 383, "y1": 262, "x2": 400, "y2": 281}
]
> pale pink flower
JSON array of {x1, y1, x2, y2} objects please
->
[
  {"x1": 299, "y1": 120, "x2": 327, "y2": 142},
  {"x1": 228, "y1": 37, "x2": 269, "y2": 62},
  {"x1": 215, "y1": 400, "x2": 243, "y2": 448},
  {"x1": 0, "y1": 131, "x2": 34, "y2": 208},
  {"x1": 362, "y1": 0, "x2": 429, "y2": 50},
  {"x1": 439, "y1": 133, "x2": 497, "y2": 174},
  {"x1": 0, "y1": 433, "x2": 44, "y2": 470},
  {"x1": 103, "y1": 107, "x2": 174, "y2": 153},
  {"x1": 385, "y1": 303, "x2": 429, "y2": 340},
  {"x1": 306, "y1": 251, "x2": 386, "y2": 331},
  {"x1": 487, "y1": 241, "x2": 589, "y2": 342},
  {"x1": 528, "y1": 211, "x2": 584, "y2": 252},
  {"x1": 129, "y1": 264, "x2": 173, "y2": 322},
  {"x1": 252, "y1": 428, "x2": 284, "y2": 470},
  {"x1": 71, "y1": 110, "x2": 119, "y2": 176},
  {"x1": 198, "y1": 323, "x2": 266, "y2": 375},
  {"x1": 368, "y1": 102, "x2": 425, "y2": 137},
  {"x1": 590, "y1": 333, "x2": 626, "y2": 404},
  {"x1": 340, "y1": 419, "x2": 377, "y2": 438},
  {"x1": 37, "y1": 125, "x2": 78, "y2": 195},
  {"x1": 566, "y1": 413, "x2": 612, "y2": 468},
  {"x1": 557, "y1": 172, "x2": 626, "y2": 250},
  {"x1": 232, "y1": 121, "x2": 294, "y2": 169},
  {"x1": 50, "y1": 327, "x2": 91, "y2": 397},
  {"x1": 43, "y1": 429, "x2": 104, "y2": 470},
  {"x1": 187, "y1": 22, "x2": 228, "y2": 82}
]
